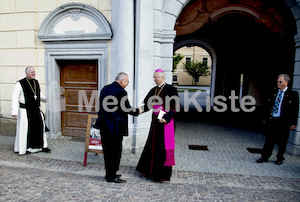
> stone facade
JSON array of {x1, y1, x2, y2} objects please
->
[{"x1": 1, "y1": 0, "x2": 300, "y2": 154}]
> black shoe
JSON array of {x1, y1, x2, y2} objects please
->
[
  {"x1": 107, "y1": 177, "x2": 126, "y2": 183},
  {"x1": 42, "y1": 148, "x2": 51, "y2": 153},
  {"x1": 116, "y1": 174, "x2": 122, "y2": 178},
  {"x1": 275, "y1": 160, "x2": 283, "y2": 165},
  {"x1": 153, "y1": 179, "x2": 163, "y2": 183},
  {"x1": 256, "y1": 158, "x2": 268, "y2": 163},
  {"x1": 45, "y1": 126, "x2": 50, "y2": 132}
]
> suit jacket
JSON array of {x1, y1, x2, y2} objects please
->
[
  {"x1": 265, "y1": 87, "x2": 299, "y2": 126},
  {"x1": 96, "y1": 82, "x2": 139, "y2": 136}
]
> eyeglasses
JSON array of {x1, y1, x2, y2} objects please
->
[{"x1": 277, "y1": 81, "x2": 282, "y2": 83}]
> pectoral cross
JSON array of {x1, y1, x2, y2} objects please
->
[{"x1": 34, "y1": 95, "x2": 37, "y2": 100}]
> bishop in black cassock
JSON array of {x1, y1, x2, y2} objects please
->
[{"x1": 136, "y1": 69, "x2": 179, "y2": 182}]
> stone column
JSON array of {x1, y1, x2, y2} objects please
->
[
  {"x1": 111, "y1": 0, "x2": 154, "y2": 151},
  {"x1": 111, "y1": 0, "x2": 135, "y2": 150},
  {"x1": 111, "y1": 0, "x2": 134, "y2": 82},
  {"x1": 153, "y1": 0, "x2": 178, "y2": 83},
  {"x1": 132, "y1": 0, "x2": 154, "y2": 152},
  {"x1": 289, "y1": 33, "x2": 300, "y2": 155}
]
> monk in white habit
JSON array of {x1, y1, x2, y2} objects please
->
[{"x1": 11, "y1": 66, "x2": 51, "y2": 155}]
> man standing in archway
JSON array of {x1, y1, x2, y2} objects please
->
[{"x1": 257, "y1": 74, "x2": 299, "y2": 165}]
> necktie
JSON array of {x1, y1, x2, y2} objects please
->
[{"x1": 273, "y1": 90, "x2": 283, "y2": 114}]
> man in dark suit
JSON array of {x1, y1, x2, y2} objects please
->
[
  {"x1": 97, "y1": 72, "x2": 141, "y2": 183},
  {"x1": 257, "y1": 74, "x2": 299, "y2": 165}
]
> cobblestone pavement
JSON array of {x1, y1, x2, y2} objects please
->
[{"x1": 1, "y1": 117, "x2": 300, "y2": 201}]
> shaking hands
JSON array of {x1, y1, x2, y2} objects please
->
[{"x1": 138, "y1": 107, "x2": 143, "y2": 114}]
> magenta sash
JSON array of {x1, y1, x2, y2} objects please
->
[
  {"x1": 153, "y1": 105, "x2": 163, "y2": 115},
  {"x1": 164, "y1": 119, "x2": 175, "y2": 166},
  {"x1": 153, "y1": 105, "x2": 175, "y2": 166}
]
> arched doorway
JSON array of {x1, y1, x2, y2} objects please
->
[
  {"x1": 155, "y1": 0, "x2": 300, "y2": 154},
  {"x1": 38, "y1": 3, "x2": 112, "y2": 138},
  {"x1": 174, "y1": 39, "x2": 217, "y2": 107},
  {"x1": 175, "y1": 0, "x2": 296, "y2": 108}
]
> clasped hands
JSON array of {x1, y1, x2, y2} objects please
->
[{"x1": 137, "y1": 107, "x2": 143, "y2": 115}]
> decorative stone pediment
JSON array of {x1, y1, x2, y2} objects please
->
[{"x1": 38, "y1": 3, "x2": 112, "y2": 41}]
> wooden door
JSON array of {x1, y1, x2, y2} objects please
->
[{"x1": 60, "y1": 60, "x2": 98, "y2": 137}]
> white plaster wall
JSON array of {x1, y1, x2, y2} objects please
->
[
  {"x1": 16, "y1": 0, "x2": 35, "y2": 12},
  {"x1": 0, "y1": 0, "x2": 15, "y2": 13},
  {"x1": 17, "y1": 31, "x2": 35, "y2": 48},
  {"x1": 0, "y1": 49, "x2": 36, "y2": 66},
  {"x1": 0, "y1": 32, "x2": 16, "y2": 48}
]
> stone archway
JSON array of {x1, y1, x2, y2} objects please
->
[
  {"x1": 174, "y1": 38, "x2": 217, "y2": 107},
  {"x1": 38, "y1": 3, "x2": 112, "y2": 138},
  {"x1": 156, "y1": 0, "x2": 300, "y2": 154}
]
